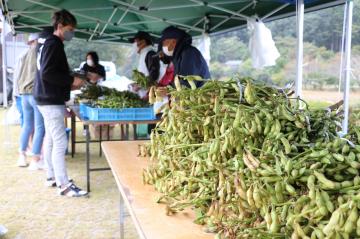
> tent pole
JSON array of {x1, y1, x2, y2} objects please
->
[
  {"x1": 88, "y1": 22, "x2": 100, "y2": 41},
  {"x1": 338, "y1": 2, "x2": 348, "y2": 93},
  {"x1": 210, "y1": 1, "x2": 254, "y2": 31},
  {"x1": 261, "y1": 3, "x2": 290, "y2": 21},
  {"x1": 100, "y1": 7, "x2": 118, "y2": 36},
  {"x1": 188, "y1": 0, "x2": 249, "y2": 20},
  {"x1": 116, "y1": 0, "x2": 136, "y2": 25},
  {"x1": 1, "y1": 14, "x2": 8, "y2": 108},
  {"x1": 342, "y1": 0, "x2": 354, "y2": 135},
  {"x1": 24, "y1": 0, "x2": 137, "y2": 33},
  {"x1": 295, "y1": 0, "x2": 304, "y2": 98}
]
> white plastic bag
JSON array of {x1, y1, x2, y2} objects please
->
[
  {"x1": 5, "y1": 102, "x2": 21, "y2": 125},
  {"x1": 248, "y1": 18, "x2": 280, "y2": 69}
]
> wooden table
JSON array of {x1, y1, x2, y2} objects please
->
[
  {"x1": 102, "y1": 141, "x2": 213, "y2": 239},
  {"x1": 67, "y1": 106, "x2": 160, "y2": 192}
]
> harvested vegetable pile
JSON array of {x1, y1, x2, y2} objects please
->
[
  {"x1": 77, "y1": 85, "x2": 148, "y2": 108},
  {"x1": 142, "y1": 77, "x2": 360, "y2": 238},
  {"x1": 94, "y1": 91, "x2": 149, "y2": 108},
  {"x1": 77, "y1": 84, "x2": 104, "y2": 100},
  {"x1": 132, "y1": 69, "x2": 154, "y2": 88}
]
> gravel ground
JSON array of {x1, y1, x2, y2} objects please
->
[{"x1": 0, "y1": 109, "x2": 138, "y2": 239}]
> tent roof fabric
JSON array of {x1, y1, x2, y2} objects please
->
[{"x1": 5, "y1": 0, "x2": 345, "y2": 43}]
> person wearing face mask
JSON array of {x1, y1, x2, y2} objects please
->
[
  {"x1": 16, "y1": 33, "x2": 46, "y2": 170},
  {"x1": 81, "y1": 51, "x2": 106, "y2": 84},
  {"x1": 147, "y1": 44, "x2": 175, "y2": 135},
  {"x1": 156, "y1": 43, "x2": 175, "y2": 87},
  {"x1": 129, "y1": 31, "x2": 160, "y2": 99},
  {"x1": 160, "y1": 26, "x2": 210, "y2": 88},
  {"x1": 33, "y1": 9, "x2": 94, "y2": 197}
]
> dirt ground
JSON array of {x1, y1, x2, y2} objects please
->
[
  {"x1": 0, "y1": 109, "x2": 138, "y2": 239},
  {"x1": 302, "y1": 90, "x2": 360, "y2": 107}
]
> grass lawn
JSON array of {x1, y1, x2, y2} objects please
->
[{"x1": 0, "y1": 109, "x2": 138, "y2": 239}]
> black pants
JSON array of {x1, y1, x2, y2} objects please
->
[{"x1": 148, "y1": 113, "x2": 162, "y2": 135}]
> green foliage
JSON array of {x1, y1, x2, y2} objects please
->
[{"x1": 210, "y1": 36, "x2": 248, "y2": 63}]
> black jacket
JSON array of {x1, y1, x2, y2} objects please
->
[
  {"x1": 34, "y1": 34, "x2": 73, "y2": 105},
  {"x1": 81, "y1": 63, "x2": 106, "y2": 81},
  {"x1": 145, "y1": 50, "x2": 160, "y2": 84},
  {"x1": 172, "y1": 34, "x2": 210, "y2": 88}
]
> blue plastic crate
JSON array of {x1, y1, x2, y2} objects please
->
[
  {"x1": 84, "y1": 105, "x2": 155, "y2": 121},
  {"x1": 79, "y1": 103, "x2": 88, "y2": 117}
]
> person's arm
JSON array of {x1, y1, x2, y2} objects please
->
[
  {"x1": 178, "y1": 48, "x2": 210, "y2": 86},
  {"x1": 98, "y1": 65, "x2": 106, "y2": 81},
  {"x1": 178, "y1": 49, "x2": 204, "y2": 77},
  {"x1": 80, "y1": 63, "x2": 88, "y2": 72},
  {"x1": 41, "y1": 43, "x2": 74, "y2": 87},
  {"x1": 145, "y1": 51, "x2": 160, "y2": 84}
]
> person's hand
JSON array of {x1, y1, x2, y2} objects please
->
[
  {"x1": 156, "y1": 87, "x2": 168, "y2": 97},
  {"x1": 71, "y1": 77, "x2": 84, "y2": 90},
  {"x1": 130, "y1": 83, "x2": 140, "y2": 92},
  {"x1": 87, "y1": 72, "x2": 102, "y2": 84}
]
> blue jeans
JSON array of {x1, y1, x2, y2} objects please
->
[
  {"x1": 15, "y1": 96, "x2": 24, "y2": 127},
  {"x1": 19, "y1": 95, "x2": 45, "y2": 156}
]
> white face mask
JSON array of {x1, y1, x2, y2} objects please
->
[
  {"x1": 162, "y1": 45, "x2": 174, "y2": 56},
  {"x1": 87, "y1": 59, "x2": 94, "y2": 67}
]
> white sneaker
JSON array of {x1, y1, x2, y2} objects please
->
[
  {"x1": 46, "y1": 177, "x2": 73, "y2": 188},
  {"x1": 17, "y1": 154, "x2": 28, "y2": 167},
  {"x1": 45, "y1": 178, "x2": 56, "y2": 187},
  {"x1": 25, "y1": 151, "x2": 34, "y2": 157},
  {"x1": 0, "y1": 224, "x2": 8, "y2": 236},
  {"x1": 28, "y1": 161, "x2": 39, "y2": 171},
  {"x1": 36, "y1": 159, "x2": 46, "y2": 170},
  {"x1": 59, "y1": 183, "x2": 88, "y2": 197}
]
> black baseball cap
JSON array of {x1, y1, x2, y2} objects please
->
[
  {"x1": 129, "y1": 31, "x2": 153, "y2": 45},
  {"x1": 160, "y1": 26, "x2": 186, "y2": 43}
]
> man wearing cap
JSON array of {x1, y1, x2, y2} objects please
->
[
  {"x1": 160, "y1": 26, "x2": 210, "y2": 88},
  {"x1": 130, "y1": 31, "x2": 160, "y2": 99}
]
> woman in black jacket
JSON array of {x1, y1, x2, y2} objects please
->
[
  {"x1": 81, "y1": 51, "x2": 106, "y2": 83},
  {"x1": 34, "y1": 9, "x2": 97, "y2": 197}
]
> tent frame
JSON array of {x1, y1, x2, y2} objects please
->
[
  {"x1": 341, "y1": 0, "x2": 354, "y2": 135},
  {"x1": 1, "y1": 0, "x2": 354, "y2": 136}
]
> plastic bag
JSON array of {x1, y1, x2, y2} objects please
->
[
  {"x1": 248, "y1": 18, "x2": 280, "y2": 69},
  {"x1": 4, "y1": 102, "x2": 21, "y2": 125},
  {"x1": 153, "y1": 96, "x2": 169, "y2": 115}
]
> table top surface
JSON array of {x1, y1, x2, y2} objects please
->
[
  {"x1": 101, "y1": 141, "x2": 214, "y2": 239},
  {"x1": 68, "y1": 105, "x2": 161, "y2": 125}
]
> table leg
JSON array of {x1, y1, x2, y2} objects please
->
[
  {"x1": 85, "y1": 124, "x2": 91, "y2": 192},
  {"x1": 120, "y1": 124, "x2": 124, "y2": 140},
  {"x1": 133, "y1": 124, "x2": 137, "y2": 140},
  {"x1": 71, "y1": 112, "x2": 76, "y2": 158},
  {"x1": 120, "y1": 194, "x2": 125, "y2": 239},
  {"x1": 99, "y1": 125, "x2": 102, "y2": 157},
  {"x1": 126, "y1": 124, "x2": 129, "y2": 140}
]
